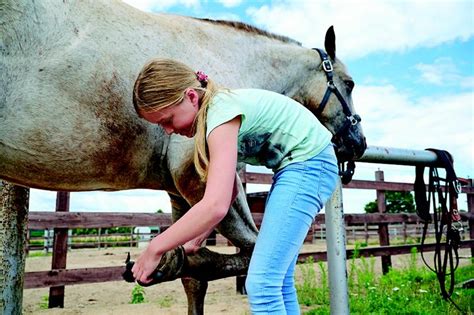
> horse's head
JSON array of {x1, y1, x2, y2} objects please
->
[{"x1": 297, "y1": 26, "x2": 367, "y2": 161}]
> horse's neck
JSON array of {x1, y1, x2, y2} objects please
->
[{"x1": 179, "y1": 20, "x2": 312, "y2": 98}]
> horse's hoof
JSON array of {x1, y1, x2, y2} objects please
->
[
  {"x1": 122, "y1": 252, "x2": 136, "y2": 283},
  {"x1": 121, "y1": 246, "x2": 186, "y2": 286},
  {"x1": 122, "y1": 260, "x2": 166, "y2": 287}
]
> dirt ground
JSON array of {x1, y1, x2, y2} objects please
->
[
  {"x1": 22, "y1": 244, "x2": 472, "y2": 314},
  {"x1": 23, "y1": 245, "x2": 254, "y2": 315}
]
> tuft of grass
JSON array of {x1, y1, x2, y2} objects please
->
[
  {"x1": 130, "y1": 284, "x2": 146, "y2": 304},
  {"x1": 156, "y1": 295, "x2": 174, "y2": 308},
  {"x1": 296, "y1": 247, "x2": 473, "y2": 314},
  {"x1": 39, "y1": 295, "x2": 49, "y2": 309},
  {"x1": 296, "y1": 257, "x2": 329, "y2": 308}
]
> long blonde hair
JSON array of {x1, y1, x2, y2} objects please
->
[{"x1": 132, "y1": 58, "x2": 219, "y2": 180}]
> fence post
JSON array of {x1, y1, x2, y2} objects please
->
[
  {"x1": 0, "y1": 181, "x2": 29, "y2": 315},
  {"x1": 325, "y1": 180, "x2": 349, "y2": 314},
  {"x1": 44, "y1": 229, "x2": 49, "y2": 253},
  {"x1": 48, "y1": 191, "x2": 70, "y2": 308},
  {"x1": 26, "y1": 230, "x2": 30, "y2": 256},
  {"x1": 375, "y1": 170, "x2": 391, "y2": 274},
  {"x1": 467, "y1": 179, "x2": 474, "y2": 258},
  {"x1": 403, "y1": 222, "x2": 407, "y2": 243},
  {"x1": 104, "y1": 229, "x2": 108, "y2": 249},
  {"x1": 364, "y1": 223, "x2": 369, "y2": 244},
  {"x1": 98, "y1": 227, "x2": 101, "y2": 249}
]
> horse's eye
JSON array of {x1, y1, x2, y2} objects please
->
[{"x1": 344, "y1": 80, "x2": 355, "y2": 92}]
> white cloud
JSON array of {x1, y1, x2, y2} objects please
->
[
  {"x1": 217, "y1": 0, "x2": 243, "y2": 8},
  {"x1": 207, "y1": 12, "x2": 242, "y2": 22},
  {"x1": 415, "y1": 57, "x2": 474, "y2": 88},
  {"x1": 353, "y1": 85, "x2": 474, "y2": 179},
  {"x1": 246, "y1": 0, "x2": 473, "y2": 59},
  {"x1": 122, "y1": 0, "x2": 201, "y2": 12}
]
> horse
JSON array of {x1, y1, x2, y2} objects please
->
[{"x1": 1, "y1": 0, "x2": 367, "y2": 313}]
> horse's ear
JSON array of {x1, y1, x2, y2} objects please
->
[{"x1": 324, "y1": 26, "x2": 336, "y2": 60}]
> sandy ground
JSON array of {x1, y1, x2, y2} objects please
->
[
  {"x1": 22, "y1": 244, "x2": 472, "y2": 314},
  {"x1": 23, "y1": 245, "x2": 254, "y2": 315}
]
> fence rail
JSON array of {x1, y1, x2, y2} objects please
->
[
  {"x1": 24, "y1": 211, "x2": 473, "y2": 289},
  {"x1": 27, "y1": 212, "x2": 472, "y2": 249},
  {"x1": 28, "y1": 220, "x2": 470, "y2": 251},
  {"x1": 24, "y1": 240, "x2": 474, "y2": 289}
]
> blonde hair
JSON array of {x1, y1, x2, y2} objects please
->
[{"x1": 133, "y1": 58, "x2": 219, "y2": 180}]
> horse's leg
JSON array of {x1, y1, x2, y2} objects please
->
[
  {"x1": 169, "y1": 194, "x2": 209, "y2": 315},
  {"x1": 214, "y1": 174, "x2": 258, "y2": 249},
  {"x1": 181, "y1": 277, "x2": 207, "y2": 315}
]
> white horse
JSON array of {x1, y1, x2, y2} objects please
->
[{"x1": 1, "y1": 0, "x2": 366, "y2": 313}]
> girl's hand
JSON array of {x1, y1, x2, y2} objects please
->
[{"x1": 131, "y1": 247, "x2": 163, "y2": 284}]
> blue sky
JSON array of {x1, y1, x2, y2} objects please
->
[{"x1": 30, "y1": 0, "x2": 473, "y2": 214}]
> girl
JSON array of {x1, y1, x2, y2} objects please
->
[{"x1": 131, "y1": 58, "x2": 338, "y2": 314}]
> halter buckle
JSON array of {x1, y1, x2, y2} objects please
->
[
  {"x1": 454, "y1": 180, "x2": 461, "y2": 194},
  {"x1": 347, "y1": 115, "x2": 360, "y2": 126},
  {"x1": 322, "y1": 59, "x2": 333, "y2": 73}
]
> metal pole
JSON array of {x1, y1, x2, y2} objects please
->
[
  {"x1": 0, "y1": 181, "x2": 29, "y2": 315},
  {"x1": 325, "y1": 179, "x2": 349, "y2": 315},
  {"x1": 357, "y1": 146, "x2": 439, "y2": 166}
]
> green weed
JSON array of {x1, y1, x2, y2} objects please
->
[
  {"x1": 39, "y1": 295, "x2": 49, "y2": 309},
  {"x1": 27, "y1": 251, "x2": 52, "y2": 258},
  {"x1": 156, "y1": 295, "x2": 174, "y2": 307},
  {"x1": 296, "y1": 257, "x2": 329, "y2": 307},
  {"x1": 130, "y1": 284, "x2": 146, "y2": 304}
]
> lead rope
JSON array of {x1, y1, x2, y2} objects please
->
[{"x1": 415, "y1": 149, "x2": 463, "y2": 312}]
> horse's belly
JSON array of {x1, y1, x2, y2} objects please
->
[
  {"x1": 0, "y1": 105, "x2": 153, "y2": 191},
  {"x1": 0, "y1": 134, "x2": 142, "y2": 191}
]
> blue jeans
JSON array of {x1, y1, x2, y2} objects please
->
[{"x1": 245, "y1": 144, "x2": 338, "y2": 314}]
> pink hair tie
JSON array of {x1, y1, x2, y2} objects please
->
[{"x1": 196, "y1": 71, "x2": 208, "y2": 87}]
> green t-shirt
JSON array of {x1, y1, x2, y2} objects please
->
[{"x1": 206, "y1": 89, "x2": 332, "y2": 171}]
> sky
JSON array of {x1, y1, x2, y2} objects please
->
[{"x1": 29, "y1": 0, "x2": 473, "y2": 214}]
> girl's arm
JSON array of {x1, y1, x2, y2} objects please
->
[
  {"x1": 182, "y1": 229, "x2": 214, "y2": 254},
  {"x1": 183, "y1": 173, "x2": 240, "y2": 254},
  {"x1": 132, "y1": 116, "x2": 240, "y2": 283}
]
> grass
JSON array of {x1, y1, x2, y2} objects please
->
[
  {"x1": 130, "y1": 284, "x2": 146, "y2": 304},
  {"x1": 39, "y1": 295, "x2": 49, "y2": 309},
  {"x1": 27, "y1": 251, "x2": 52, "y2": 258},
  {"x1": 297, "y1": 246, "x2": 473, "y2": 314},
  {"x1": 156, "y1": 295, "x2": 175, "y2": 308}
]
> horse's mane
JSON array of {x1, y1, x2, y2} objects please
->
[{"x1": 197, "y1": 18, "x2": 302, "y2": 46}]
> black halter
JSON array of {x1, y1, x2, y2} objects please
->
[
  {"x1": 312, "y1": 48, "x2": 361, "y2": 142},
  {"x1": 312, "y1": 48, "x2": 362, "y2": 184}
]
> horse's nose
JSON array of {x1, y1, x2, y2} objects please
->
[{"x1": 356, "y1": 136, "x2": 368, "y2": 158}]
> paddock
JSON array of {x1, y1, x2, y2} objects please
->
[{"x1": 21, "y1": 246, "x2": 473, "y2": 314}]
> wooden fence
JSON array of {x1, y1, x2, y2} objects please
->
[
  {"x1": 24, "y1": 171, "x2": 474, "y2": 308},
  {"x1": 29, "y1": 221, "x2": 469, "y2": 251}
]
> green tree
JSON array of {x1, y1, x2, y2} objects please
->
[{"x1": 364, "y1": 191, "x2": 415, "y2": 214}]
